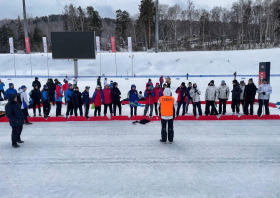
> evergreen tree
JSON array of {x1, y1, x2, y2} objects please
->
[
  {"x1": 86, "y1": 6, "x2": 103, "y2": 36},
  {"x1": 33, "y1": 27, "x2": 43, "y2": 51},
  {"x1": 115, "y1": 10, "x2": 131, "y2": 49},
  {"x1": 16, "y1": 15, "x2": 25, "y2": 50}
]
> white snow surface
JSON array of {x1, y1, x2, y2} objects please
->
[{"x1": 1, "y1": 121, "x2": 280, "y2": 198}]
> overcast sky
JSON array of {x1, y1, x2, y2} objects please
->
[{"x1": 0, "y1": 0, "x2": 237, "y2": 20}]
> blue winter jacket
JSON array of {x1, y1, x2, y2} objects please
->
[
  {"x1": 0, "y1": 82, "x2": 5, "y2": 90},
  {"x1": 128, "y1": 85, "x2": 139, "y2": 107},
  {"x1": 65, "y1": 88, "x2": 74, "y2": 101},
  {"x1": 81, "y1": 90, "x2": 90, "y2": 104},
  {"x1": 5, "y1": 87, "x2": 17, "y2": 99}
]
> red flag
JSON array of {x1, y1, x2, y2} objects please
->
[
  {"x1": 111, "y1": 37, "x2": 116, "y2": 53},
  {"x1": 25, "y1": 37, "x2": 31, "y2": 54}
]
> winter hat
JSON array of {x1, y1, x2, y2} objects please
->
[
  {"x1": 54, "y1": 78, "x2": 58, "y2": 82},
  {"x1": 262, "y1": 79, "x2": 267, "y2": 82},
  {"x1": 149, "y1": 78, "x2": 151, "y2": 82},
  {"x1": 221, "y1": 80, "x2": 225, "y2": 84},
  {"x1": 156, "y1": 82, "x2": 159, "y2": 86},
  {"x1": 85, "y1": 86, "x2": 90, "y2": 89},
  {"x1": 232, "y1": 80, "x2": 238, "y2": 83},
  {"x1": 69, "y1": 83, "x2": 73, "y2": 87},
  {"x1": 210, "y1": 80, "x2": 214, "y2": 83},
  {"x1": 9, "y1": 83, "x2": 14, "y2": 87},
  {"x1": 44, "y1": 85, "x2": 48, "y2": 89},
  {"x1": 163, "y1": 88, "x2": 171, "y2": 96},
  {"x1": 181, "y1": 82, "x2": 185, "y2": 87},
  {"x1": 96, "y1": 85, "x2": 101, "y2": 89},
  {"x1": 35, "y1": 77, "x2": 38, "y2": 80},
  {"x1": 21, "y1": 85, "x2": 26, "y2": 89}
]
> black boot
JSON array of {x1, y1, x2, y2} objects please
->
[{"x1": 12, "y1": 144, "x2": 20, "y2": 148}]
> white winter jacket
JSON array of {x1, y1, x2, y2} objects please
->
[
  {"x1": 205, "y1": 85, "x2": 218, "y2": 101},
  {"x1": 189, "y1": 88, "x2": 201, "y2": 103},
  {"x1": 217, "y1": 85, "x2": 230, "y2": 99},
  {"x1": 258, "y1": 84, "x2": 272, "y2": 100},
  {"x1": 240, "y1": 85, "x2": 245, "y2": 100},
  {"x1": 19, "y1": 89, "x2": 29, "y2": 109}
]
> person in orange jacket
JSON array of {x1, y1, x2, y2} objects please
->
[{"x1": 159, "y1": 88, "x2": 175, "y2": 143}]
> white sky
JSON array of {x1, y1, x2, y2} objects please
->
[{"x1": 0, "y1": 0, "x2": 236, "y2": 19}]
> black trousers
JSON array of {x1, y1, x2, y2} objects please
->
[
  {"x1": 167, "y1": 83, "x2": 171, "y2": 88},
  {"x1": 219, "y1": 99, "x2": 227, "y2": 114},
  {"x1": 22, "y1": 108, "x2": 29, "y2": 123},
  {"x1": 193, "y1": 102, "x2": 202, "y2": 116},
  {"x1": 74, "y1": 105, "x2": 83, "y2": 116},
  {"x1": 154, "y1": 102, "x2": 158, "y2": 116},
  {"x1": 56, "y1": 101, "x2": 62, "y2": 116},
  {"x1": 258, "y1": 99, "x2": 269, "y2": 117},
  {"x1": 94, "y1": 106, "x2": 101, "y2": 116},
  {"x1": 231, "y1": 99, "x2": 240, "y2": 113},
  {"x1": 240, "y1": 100, "x2": 245, "y2": 113},
  {"x1": 244, "y1": 99, "x2": 254, "y2": 115},
  {"x1": 42, "y1": 102, "x2": 50, "y2": 116},
  {"x1": 130, "y1": 106, "x2": 137, "y2": 117},
  {"x1": 33, "y1": 102, "x2": 41, "y2": 114},
  {"x1": 205, "y1": 101, "x2": 218, "y2": 115},
  {"x1": 0, "y1": 90, "x2": 4, "y2": 98},
  {"x1": 84, "y1": 103, "x2": 90, "y2": 117},
  {"x1": 48, "y1": 93, "x2": 55, "y2": 105},
  {"x1": 176, "y1": 102, "x2": 186, "y2": 116},
  {"x1": 11, "y1": 125, "x2": 23, "y2": 145},
  {"x1": 66, "y1": 102, "x2": 74, "y2": 116},
  {"x1": 104, "y1": 104, "x2": 113, "y2": 115},
  {"x1": 161, "y1": 119, "x2": 174, "y2": 142},
  {"x1": 113, "y1": 101, "x2": 122, "y2": 116}
]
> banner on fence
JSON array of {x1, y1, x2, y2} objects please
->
[
  {"x1": 96, "y1": 36, "x2": 100, "y2": 53},
  {"x1": 43, "y1": 37, "x2": 47, "y2": 53},
  {"x1": 128, "y1": 37, "x2": 132, "y2": 53},
  {"x1": 9, "y1": 38, "x2": 14, "y2": 54},
  {"x1": 111, "y1": 37, "x2": 116, "y2": 53}
]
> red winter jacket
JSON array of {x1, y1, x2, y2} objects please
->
[
  {"x1": 153, "y1": 87, "x2": 161, "y2": 103},
  {"x1": 144, "y1": 89, "x2": 155, "y2": 105},
  {"x1": 176, "y1": 87, "x2": 188, "y2": 102},
  {"x1": 92, "y1": 89, "x2": 102, "y2": 107},
  {"x1": 159, "y1": 76, "x2": 163, "y2": 83},
  {"x1": 146, "y1": 82, "x2": 154, "y2": 89},
  {"x1": 62, "y1": 83, "x2": 68, "y2": 94},
  {"x1": 102, "y1": 87, "x2": 112, "y2": 104}
]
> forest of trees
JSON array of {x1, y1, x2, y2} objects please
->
[{"x1": 0, "y1": 0, "x2": 280, "y2": 53}]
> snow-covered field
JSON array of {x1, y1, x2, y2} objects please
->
[{"x1": 1, "y1": 121, "x2": 280, "y2": 197}]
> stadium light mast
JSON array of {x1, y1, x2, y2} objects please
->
[
  {"x1": 155, "y1": 0, "x2": 159, "y2": 53},
  {"x1": 22, "y1": 0, "x2": 30, "y2": 54}
]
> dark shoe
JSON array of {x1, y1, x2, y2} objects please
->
[
  {"x1": 33, "y1": 114, "x2": 36, "y2": 117},
  {"x1": 17, "y1": 140, "x2": 24, "y2": 143},
  {"x1": 12, "y1": 144, "x2": 20, "y2": 148},
  {"x1": 39, "y1": 113, "x2": 42, "y2": 117},
  {"x1": 25, "y1": 122, "x2": 33, "y2": 125},
  {"x1": 160, "y1": 139, "x2": 166, "y2": 143}
]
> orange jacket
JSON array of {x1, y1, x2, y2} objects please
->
[{"x1": 159, "y1": 96, "x2": 174, "y2": 117}]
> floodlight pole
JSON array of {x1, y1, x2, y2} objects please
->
[
  {"x1": 22, "y1": 0, "x2": 30, "y2": 54},
  {"x1": 155, "y1": 0, "x2": 159, "y2": 53},
  {"x1": 74, "y1": 59, "x2": 78, "y2": 77}
]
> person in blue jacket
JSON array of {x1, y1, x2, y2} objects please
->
[
  {"x1": 4, "y1": 83, "x2": 17, "y2": 100},
  {"x1": 127, "y1": 84, "x2": 139, "y2": 117},
  {"x1": 65, "y1": 84, "x2": 74, "y2": 118},
  {"x1": 0, "y1": 79, "x2": 5, "y2": 98},
  {"x1": 82, "y1": 86, "x2": 91, "y2": 119},
  {"x1": 41, "y1": 85, "x2": 50, "y2": 119},
  {"x1": 55, "y1": 84, "x2": 63, "y2": 117}
]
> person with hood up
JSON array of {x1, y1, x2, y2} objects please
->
[
  {"x1": 47, "y1": 78, "x2": 56, "y2": 105},
  {"x1": 240, "y1": 81, "x2": 246, "y2": 113},
  {"x1": 146, "y1": 79, "x2": 154, "y2": 89},
  {"x1": 102, "y1": 84, "x2": 113, "y2": 116},
  {"x1": 55, "y1": 83, "x2": 63, "y2": 117},
  {"x1": 32, "y1": 77, "x2": 41, "y2": 89},
  {"x1": 5, "y1": 93, "x2": 25, "y2": 148},
  {"x1": 18, "y1": 86, "x2": 32, "y2": 125},
  {"x1": 217, "y1": 80, "x2": 230, "y2": 115},
  {"x1": 244, "y1": 78, "x2": 257, "y2": 115},
  {"x1": 175, "y1": 82, "x2": 189, "y2": 117},
  {"x1": 144, "y1": 84, "x2": 155, "y2": 118},
  {"x1": 231, "y1": 80, "x2": 243, "y2": 115},
  {"x1": 159, "y1": 75, "x2": 164, "y2": 87},
  {"x1": 97, "y1": 76, "x2": 102, "y2": 89},
  {"x1": 205, "y1": 80, "x2": 218, "y2": 115},
  {"x1": 185, "y1": 82, "x2": 193, "y2": 114},
  {"x1": 127, "y1": 84, "x2": 139, "y2": 117},
  {"x1": 159, "y1": 88, "x2": 175, "y2": 143},
  {"x1": 72, "y1": 86, "x2": 83, "y2": 116},
  {"x1": 62, "y1": 80, "x2": 69, "y2": 104},
  {"x1": 92, "y1": 85, "x2": 102, "y2": 116},
  {"x1": 41, "y1": 85, "x2": 50, "y2": 119},
  {"x1": 257, "y1": 79, "x2": 272, "y2": 117},
  {"x1": 4, "y1": 83, "x2": 17, "y2": 100},
  {"x1": 30, "y1": 84, "x2": 41, "y2": 117},
  {"x1": 65, "y1": 84, "x2": 74, "y2": 118},
  {"x1": 189, "y1": 83, "x2": 202, "y2": 116},
  {"x1": 0, "y1": 79, "x2": 5, "y2": 98},
  {"x1": 165, "y1": 76, "x2": 171, "y2": 88},
  {"x1": 82, "y1": 86, "x2": 91, "y2": 119},
  {"x1": 153, "y1": 82, "x2": 162, "y2": 116},
  {"x1": 73, "y1": 77, "x2": 78, "y2": 87},
  {"x1": 111, "y1": 82, "x2": 122, "y2": 116}
]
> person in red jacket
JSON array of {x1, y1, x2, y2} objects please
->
[
  {"x1": 102, "y1": 84, "x2": 112, "y2": 116},
  {"x1": 146, "y1": 79, "x2": 154, "y2": 89},
  {"x1": 92, "y1": 85, "x2": 102, "y2": 116},
  {"x1": 153, "y1": 82, "x2": 162, "y2": 116},
  {"x1": 144, "y1": 84, "x2": 155, "y2": 118},
  {"x1": 62, "y1": 81, "x2": 69, "y2": 104},
  {"x1": 159, "y1": 75, "x2": 164, "y2": 87},
  {"x1": 175, "y1": 82, "x2": 189, "y2": 117}
]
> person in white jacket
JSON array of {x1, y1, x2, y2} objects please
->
[
  {"x1": 104, "y1": 78, "x2": 108, "y2": 87},
  {"x1": 189, "y1": 83, "x2": 202, "y2": 116},
  {"x1": 217, "y1": 80, "x2": 230, "y2": 115},
  {"x1": 205, "y1": 80, "x2": 218, "y2": 115},
  {"x1": 240, "y1": 81, "x2": 246, "y2": 113},
  {"x1": 19, "y1": 86, "x2": 32, "y2": 125},
  {"x1": 257, "y1": 79, "x2": 272, "y2": 116}
]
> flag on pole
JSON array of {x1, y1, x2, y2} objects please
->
[
  {"x1": 128, "y1": 37, "x2": 132, "y2": 53},
  {"x1": 43, "y1": 37, "x2": 47, "y2": 53},
  {"x1": 9, "y1": 38, "x2": 14, "y2": 54},
  {"x1": 96, "y1": 36, "x2": 100, "y2": 53},
  {"x1": 111, "y1": 37, "x2": 116, "y2": 53}
]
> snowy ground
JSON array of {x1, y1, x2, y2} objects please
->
[{"x1": 1, "y1": 121, "x2": 280, "y2": 197}]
